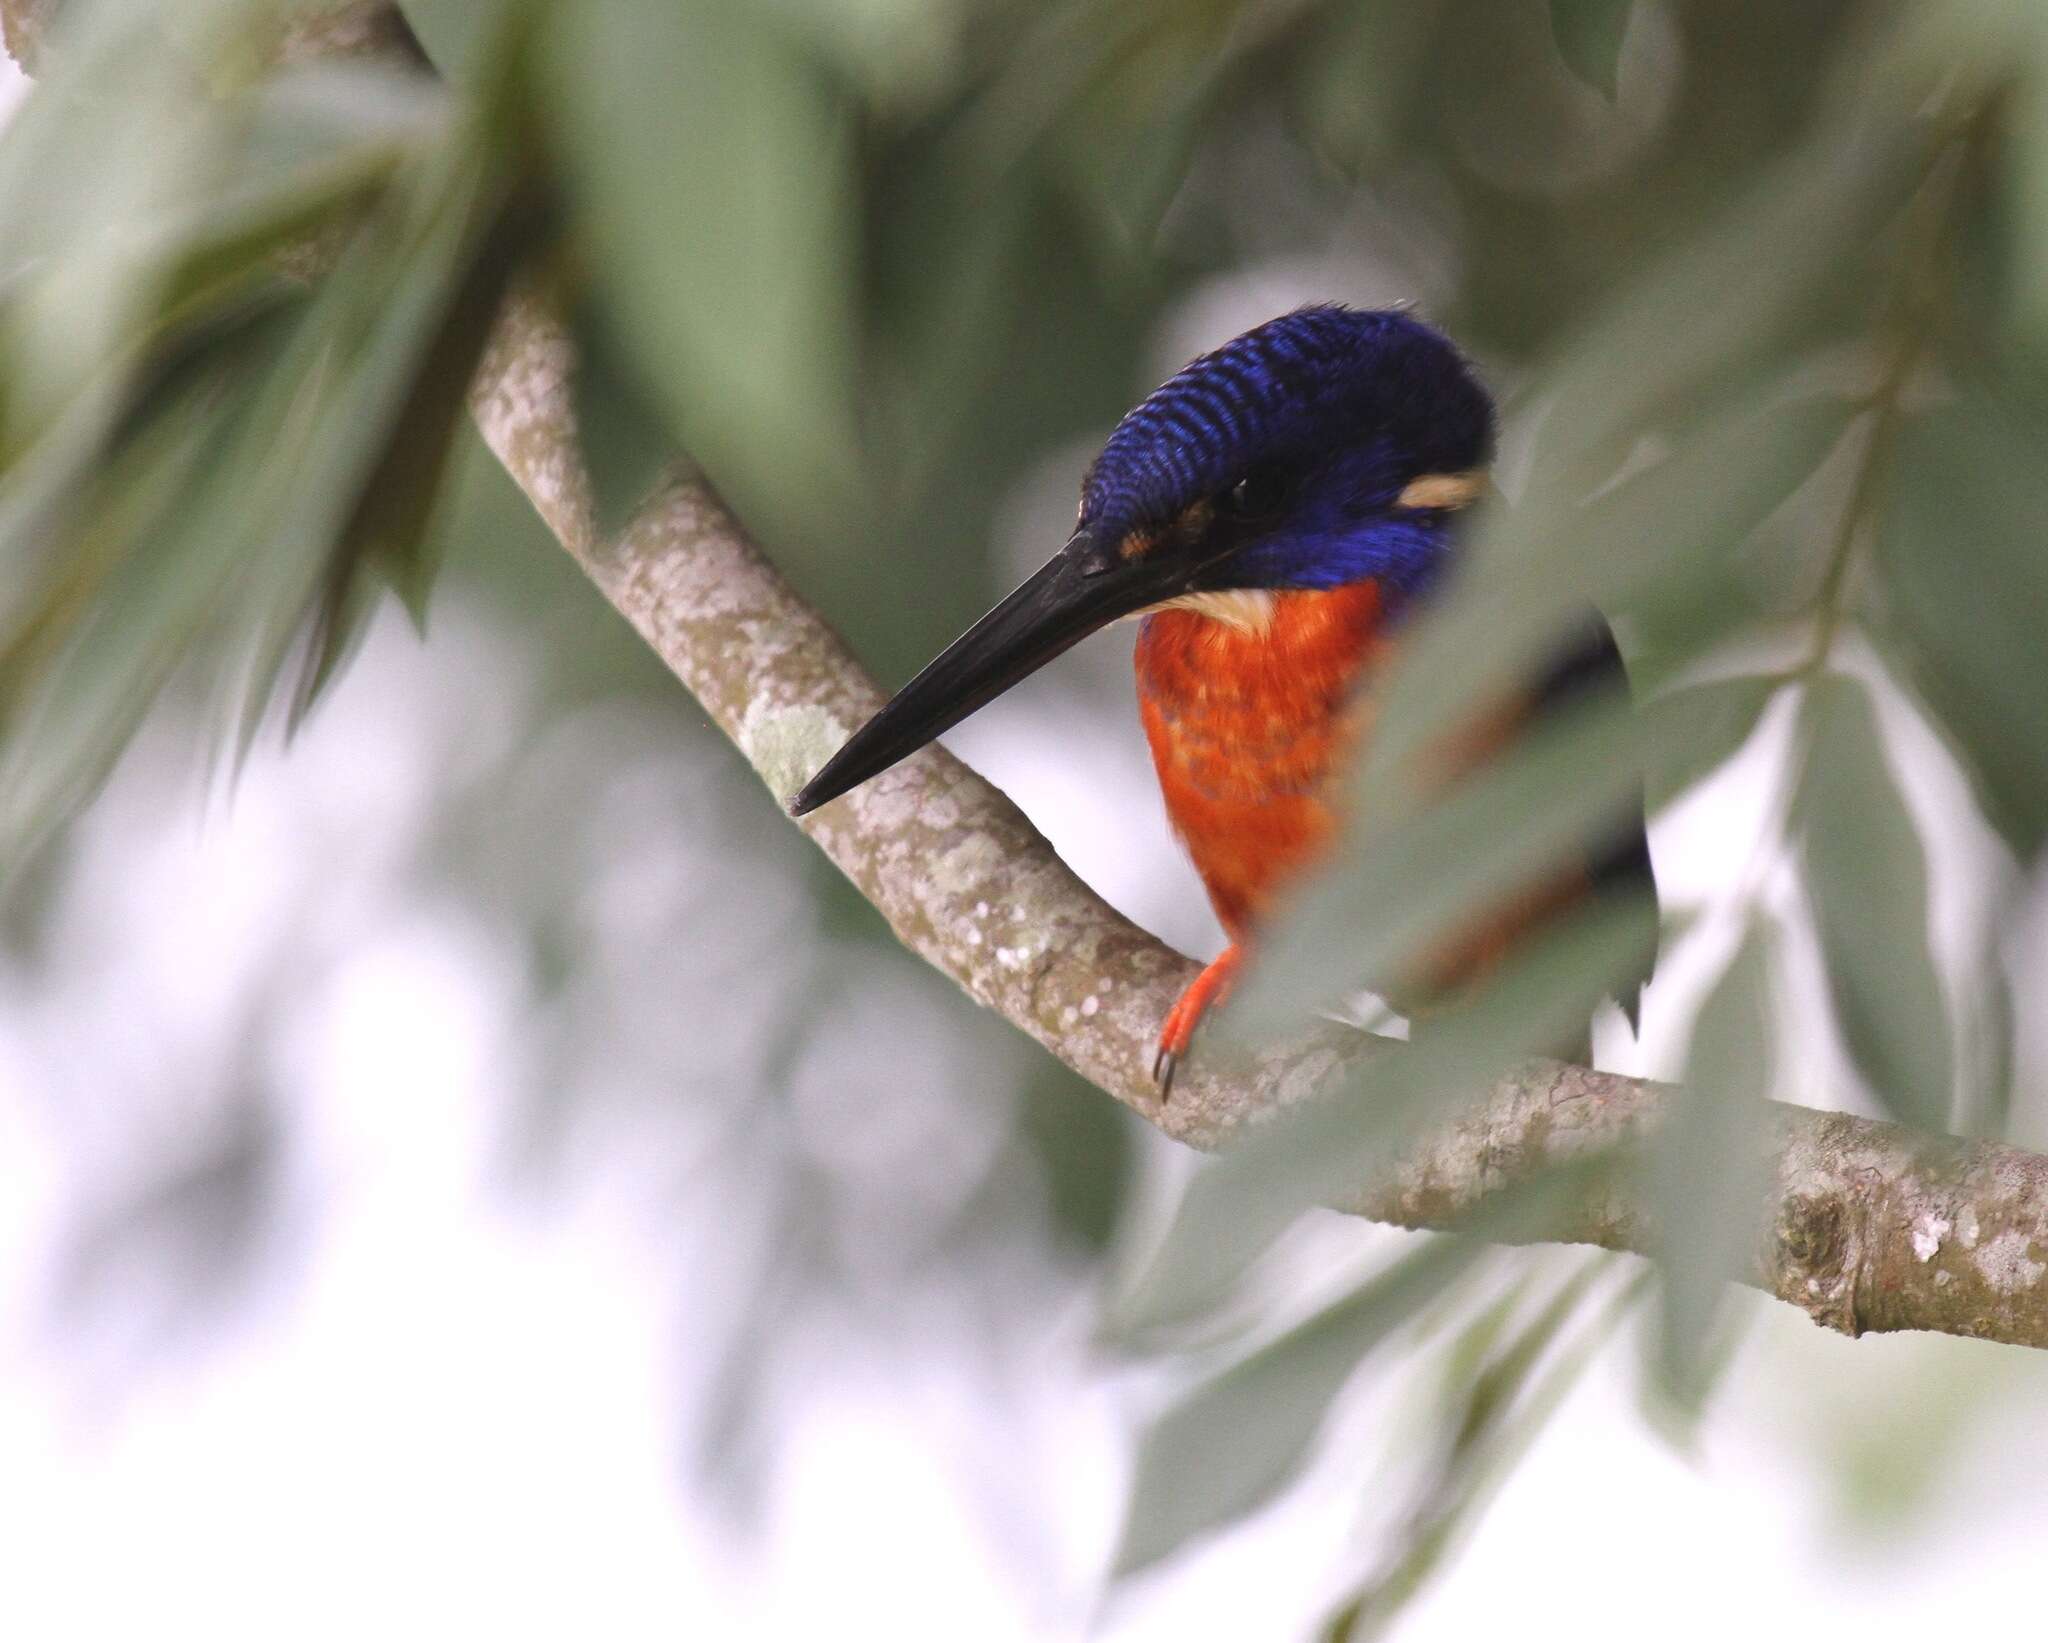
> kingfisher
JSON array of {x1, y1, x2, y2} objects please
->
[{"x1": 790, "y1": 305, "x2": 1655, "y2": 1092}]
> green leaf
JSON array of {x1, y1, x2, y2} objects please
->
[
  {"x1": 1112, "y1": 1232, "x2": 1487, "y2": 1579},
  {"x1": 393, "y1": 0, "x2": 515, "y2": 83},
  {"x1": 1294, "y1": 3, "x2": 1439, "y2": 173},
  {"x1": 2011, "y1": 81, "x2": 2048, "y2": 357},
  {"x1": 0, "y1": 26, "x2": 445, "y2": 487},
  {"x1": 1641, "y1": 674, "x2": 1783, "y2": 809},
  {"x1": 1116, "y1": 901, "x2": 1653, "y2": 1337},
  {"x1": 1650, "y1": 927, "x2": 1774, "y2": 1407},
  {"x1": 1030, "y1": 4, "x2": 1247, "y2": 253},
  {"x1": 1548, "y1": 0, "x2": 1632, "y2": 99},
  {"x1": 0, "y1": 0, "x2": 249, "y2": 448},
  {"x1": 539, "y1": 0, "x2": 856, "y2": 518},
  {"x1": 0, "y1": 40, "x2": 549, "y2": 856},
  {"x1": 1367, "y1": 391, "x2": 1855, "y2": 792},
  {"x1": 1794, "y1": 675, "x2": 1956, "y2": 1131},
  {"x1": 1882, "y1": 0, "x2": 2048, "y2": 358},
  {"x1": 292, "y1": 188, "x2": 547, "y2": 723},
  {"x1": 0, "y1": 303, "x2": 305, "y2": 857},
  {"x1": 1239, "y1": 684, "x2": 1651, "y2": 1033},
  {"x1": 324, "y1": 183, "x2": 551, "y2": 623},
  {"x1": 1875, "y1": 401, "x2": 2048, "y2": 859},
  {"x1": 1955, "y1": 920, "x2": 2016, "y2": 1139},
  {"x1": 1323, "y1": 1262, "x2": 1637, "y2": 1638},
  {"x1": 1533, "y1": 119, "x2": 1925, "y2": 484},
  {"x1": 152, "y1": 61, "x2": 446, "y2": 322},
  {"x1": 569, "y1": 296, "x2": 680, "y2": 538}
]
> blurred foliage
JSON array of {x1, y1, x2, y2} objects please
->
[
  {"x1": 1318, "y1": 1260, "x2": 1645, "y2": 1641},
  {"x1": 7, "y1": 0, "x2": 2048, "y2": 1631},
  {"x1": 1547, "y1": 0, "x2": 1634, "y2": 99}
]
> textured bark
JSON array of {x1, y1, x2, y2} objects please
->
[
  {"x1": 11, "y1": 1, "x2": 2048, "y2": 1353},
  {"x1": 464, "y1": 295, "x2": 2048, "y2": 1352},
  {"x1": 468, "y1": 294, "x2": 1371, "y2": 1145}
]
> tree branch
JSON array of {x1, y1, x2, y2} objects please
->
[
  {"x1": 466, "y1": 295, "x2": 2048, "y2": 1352},
  {"x1": 10, "y1": 1, "x2": 2048, "y2": 1353}
]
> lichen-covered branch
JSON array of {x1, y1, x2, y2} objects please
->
[
  {"x1": 465, "y1": 295, "x2": 2048, "y2": 1352},
  {"x1": 467, "y1": 296, "x2": 1286, "y2": 1135},
  {"x1": 10, "y1": 1, "x2": 2048, "y2": 1354}
]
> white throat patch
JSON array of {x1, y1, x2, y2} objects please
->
[{"x1": 1138, "y1": 589, "x2": 1278, "y2": 635}]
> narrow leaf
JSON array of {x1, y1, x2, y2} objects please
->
[
  {"x1": 1641, "y1": 674, "x2": 1782, "y2": 808},
  {"x1": 1651, "y1": 928, "x2": 1774, "y2": 1407},
  {"x1": 570, "y1": 296, "x2": 681, "y2": 537},
  {"x1": 1795, "y1": 675, "x2": 1956, "y2": 1131},
  {"x1": 2007, "y1": 73, "x2": 2048, "y2": 357},
  {"x1": 1876, "y1": 402, "x2": 2048, "y2": 859},
  {"x1": 1241, "y1": 685, "x2": 1649, "y2": 1033},
  {"x1": 1534, "y1": 122, "x2": 1924, "y2": 483},
  {"x1": 327, "y1": 186, "x2": 550, "y2": 629},
  {"x1": 539, "y1": 0, "x2": 855, "y2": 512},
  {"x1": 1112, "y1": 1233, "x2": 1486, "y2": 1579},
  {"x1": 1117, "y1": 902, "x2": 1653, "y2": 1336},
  {"x1": 393, "y1": 0, "x2": 524, "y2": 85},
  {"x1": 1955, "y1": 921, "x2": 2016, "y2": 1139},
  {"x1": 1116, "y1": 1164, "x2": 1625, "y2": 1581},
  {"x1": 1367, "y1": 392, "x2": 1855, "y2": 793},
  {"x1": 1325, "y1": 1267, "x2": 1645, "y2": 1640},
  {"x1": 1548, "y1": 0, "x2": 1632, "y2": 99}
]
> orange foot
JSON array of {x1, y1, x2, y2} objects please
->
[{"x1": 1153, "y1": 945, "x2": 1245, "y2": 1100}]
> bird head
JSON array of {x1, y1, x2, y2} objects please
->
[{"x1": 790, "y1": 305, "x2": 1495, "y2": 816}]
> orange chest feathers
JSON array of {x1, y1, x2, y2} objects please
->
[{"x1": 1133, "y1": 581, "x2": 1390, "y2": 937}]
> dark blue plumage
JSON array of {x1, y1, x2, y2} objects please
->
[
  {"x1": 792, "y1": 302, "x2": 1656, "y2": 1089},
  {"x1": 1080, "y1": 306, "x2": 1495, "y2": 599}
]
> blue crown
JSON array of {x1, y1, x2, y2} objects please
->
[{"x1": 1081, "y1": 306, "x2": 1494, "y2": 529}]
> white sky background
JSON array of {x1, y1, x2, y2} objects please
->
[{"x1": 5, "y1": 45, "x2": 2048, "y2": 1643}]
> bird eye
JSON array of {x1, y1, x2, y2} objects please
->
[{"x1": 1223, "y1": 467, "x2": 1287, "y2": 519}]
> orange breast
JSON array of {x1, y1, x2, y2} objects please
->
[{"x1": 1134, "y1": 582, "x2": 1389, "y2": 939}]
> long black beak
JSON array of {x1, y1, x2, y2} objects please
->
[{"x1": 789, "y1": 531, "x2": 1187, "y2": 816}]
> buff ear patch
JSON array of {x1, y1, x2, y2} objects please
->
[{"x1": 1396, "y1": 470, "x2": 1487, "y2": 512}]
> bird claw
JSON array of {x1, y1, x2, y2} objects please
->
[
  {"x1": 1152, "y1": 1043, "x2": 1180, "y2": 1101},
  {"x1": 1151, "y1": 944, "x2": 1244, "y2": 1103}
]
